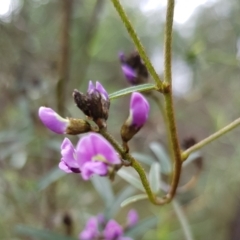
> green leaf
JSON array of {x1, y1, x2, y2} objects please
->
[
  {"x1": 149, "y1": 142, "x2": 171, "y2": 174},
  {"x1": 182, "y1": 151, "x2": 201, "y2": 167},
  {"x1": 107, "y1": 186, "x2": 136, "y2": 218},
  {"x1": 109, "y1": 83, "x2": 156, "y2": 100},
  {"x1": 15, "y1": 225, "x2": 77, "y2": 240},
  {"x1": 132, "y1": 152, "x2": 155, "y2": 166},
  {"x1": 38, "y1": 167, "x2": 66, "y2": 191},
  {"x1": 149, "y1": 162, "x2": 161, "y2": 194},
  {"x1": 126, "y1": 217, "x2": 158, "y2": 238},
  {"x1": 117, "y1": 169, "x2": 145, "y2": 192},
  {"x1": 120, "y1": 194, "x2": 148, "y2": 207},
  {"x1": 91, "y1": 176, "x2": 114, "y2": 208}
]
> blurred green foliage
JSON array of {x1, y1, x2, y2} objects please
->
[{"x1": 1, "y1": 0, "x2": 240, "y2": 239}]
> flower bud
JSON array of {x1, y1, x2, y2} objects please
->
[
  {"x1": 119, "y1": 51, "x2": 149, "y2": 85},
  {"x1": 121, "y1": 92, "x2": 150, "y2": 142},
  {"x1": 38, "y1": 107, "x2": 69, "y2": 134},
  {"x1": 73, "y1": 81, "x2": 110, "y2": 128}
]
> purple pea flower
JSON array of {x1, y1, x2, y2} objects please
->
[
  {"x1": 126, "y1": 209, "x2": 138, "y2": 228},
  {"x1": 77, "y1": 133, "x2": 121, "y2": 180},
  {"x1": 59, "y1": 133, "x2": 121, "y2": 180},
  {"x1": 129, "y1": 92, "x2": 149, "y2": 128},
  {"x1": 38, "y1": 107, "x2": 69, "y2": 134},
  {"x1": 79, "y1": 217, "x2": 99, "y2": 240}
]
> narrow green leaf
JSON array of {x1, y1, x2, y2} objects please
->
[
  {"x1": 131, "y1": 152, "x2": 155, "y2": 166},
  {"x1": 117, "y1": 169, "x2": 145, "y2": 192},
  {"x1": 15, "y1": 225, "x2": 77, "y2": 240},
  {"x1": 149, "y1": 142, "x2": 171, "y2": 174},
  {"x1": 149, "y1": 162, "x2": 161, "y2": 194},
  {"x1": 38, "y1": 167, "x2": 66, "y2": 191},
  {"x1": 125, "y1": 217, "x2": 158, "y2": 238},
  {"x1": 182, "y1": 151, "x2": 201, "y2": 167},
  {"x1": 91, "y1": 176, "x2": 114, "y2": 207},
  {"x1": 172, "y1": 200, "x2": 194, "y2": 240},
  {"x1": 109, "y1": 83, "x2": 156, "y2": 99},
  {"x1": 120, "y1": 194, "x2": 148, "y2": 207}
]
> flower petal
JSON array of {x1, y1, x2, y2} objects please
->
[
  {"x1": 61, "y1": 138, "x2": 78, "y2": 169},
  {"x1": 79, "y1": 217, "x2": 99, "y2": 240},
  {"x1": 59, "y1": 161, "x2": 72, "y2": 173},
  {"x1": 87, "y1": 80, "x2": 94, "y2": 94},
  {"x1": 96, "y1": 81, "x2": 108, "y2": 100},
  {"x1": 121, "y1": 65, "x2": 137, "y2": 83},
  {"x1": 103, "y1": 219, "x2": 123, "y2": 240},
  {"x1": 88, "y1": 133, "x2": 121, "y2": 164},
  {"x1": 81, "y1": 161, "x2": 108, "y2": 180},
  {"x1": 38, "y1": 107, "x2": 69, "y2": 134},
  {"x1": 130, "y1": 92, "x2": 149, "y2": 127},
  {"x1": 127, "y1": 209, "x2": 138, "y2": 227}
]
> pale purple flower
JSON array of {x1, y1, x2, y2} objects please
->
[
  {"x1": 76, "y1": 133, "x2": 121, "y2": 180},
  {"x1": 59, "y1": 133, "x2": 121, "y2": 180},
  {"x1": 127, "y1": 209, "x2": 138, "y2": 228},
  {"x1": 121, "y1": 65, "x2": 137, "y2": 84},
  {"x1": 129, "y1": 92, "x2": 150, "y2": 127},
  {"x1": 38, "y1": 107, "x2": 69, "y2": 134},
  {"x1": 79, "y1": 217, "x2": 99, "y2": 240},
  {"x1": 103, "y1": 220, "x2": 123, "y2": 240}
]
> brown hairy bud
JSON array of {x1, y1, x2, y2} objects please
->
[{"x1": 66, "y1": 118, "x2": 92, "y2": 135}]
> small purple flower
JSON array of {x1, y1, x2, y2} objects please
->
[
  {"x1": 79, "y1": 217, "x2": 99, "y2": 240},
  {"x1": 76, "y1": 133, "x2": 121, "y2": 180},
  {"x1": 129, "y1": 92, "x2": 150, "y2": 128},
  {"x1": 121, "y1": 65, "x2": 137, "y2": 83},
  {"x1": 59, "y1": 133, "x2": 121, "y2": 180},
  {"x1": 127, "y1": 209, "x2": 138, "y2": 228},
  {"x1": 38, "y1": 107, "x2": 69, "y2": 134},
  {"x1": 103, "y1": 220, "x2": 123, "y2": 240}
]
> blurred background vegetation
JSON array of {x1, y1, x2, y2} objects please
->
[{"x1": 0, "y1": 0, "x2": 240, "y2": 239}]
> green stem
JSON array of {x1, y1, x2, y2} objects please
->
[
  {"x1": 99, "y1": 128, "x2": 168, "y2": 205},
  {"x1": 163, "y1": 0, "x2": 174, "y2": 85},
  {"x1": 162, "y1": 0, "x2": 182, "y2": 200},
  {"x1": 110, "y1": 0, "x2": 163, "y2": 90},
  {"x1": 182, "y1": 117, "x2": 240, "y2": 160}
]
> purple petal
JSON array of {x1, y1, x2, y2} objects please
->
[
  {"x1": 96, "y1": 81, "x2": 108, "y2": 100},
  {"x1": 103, "y1": 219, "x2": 123, "y2": 240},
  {"x1": 130, "y1": 92, "x2": 149, "y2": 127},
  {"x1": 38, "y1": 107, "x2": 69, "y2": 134},
  {"x1": 59, "y1": 161, "x2": 73, "y2": 173},
  {"x1": 76, "y1": 134, "x2": 95, "y2": 167},
  {"x1": 87, "y1": 80, "x2": 94, "y2": 94},
  {"x1": 121, "y1": 65, "x2": 137, "y2": 83},
  {"x1": 127, "y1": 209, "x2": 138, "y2": 227},
  {"x1": 88, "y1": 133, "x2": 121, "y2": 165},
  {"x1": 81, "y1": 161, "x2": 108, "y2": 180},
  {"x1": 61, "y1": 138, "x2": 79, "y2": 169},
  {"x1": 79, "y1": 217, "x2": 99, "y2": 240},
  {"x1": 118, "y1": 237, "x2": 133, "y2": 240}
]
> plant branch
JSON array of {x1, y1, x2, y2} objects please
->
[
  {"x1": 100, "y1": 128, "x2": 171, "y2": 205},
  {"x1": 110, "y1": 0, "x2": 164, "y2": 90},
  {"x1": 182, "y1": 117, "x2": 240, "y2": 160},
  {"x1": 162, "y1": 0, "x2": 182, "y2": 201}
]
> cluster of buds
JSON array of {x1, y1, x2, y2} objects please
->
[
  {"x1": 73, "y1": 81, "x2": 110, "y2": 129},
  {"x1": 119, "y1": 51, "x2": 149, "y2": 85},
  {"x1": 79, "y1": 210, "x2": 138, "y2": 240}
]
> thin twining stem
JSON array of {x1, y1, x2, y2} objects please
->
[
  {"x1": 100, "y1": 128, "x2": 169, "y2": 205},
  {"x1": 110, "y1": 0, "x2": 163, "y2": 90},
  {"x1": 182, "y1": 117, "x2": 240, "y2": 160},
  {"x1": 162, "y1": 0, "x2": 182, "y2": 201}
]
